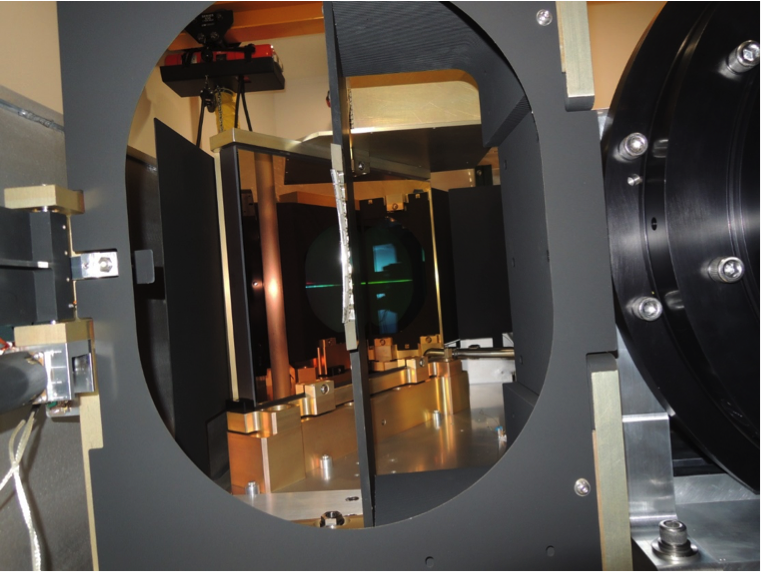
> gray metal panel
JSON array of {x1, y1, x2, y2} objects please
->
[{"x1": 57, "y1": 2, "x2": 615, "y2": 569}]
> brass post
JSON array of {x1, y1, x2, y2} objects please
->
[{"x1": 254, "y1": 152, "x2": 291, "y2": 400}]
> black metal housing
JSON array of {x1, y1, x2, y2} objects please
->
[
  {"x1": 58, "y1": 2, "x2": 614, "y2": 568},
  {"x1": 604, "y1": 2, "x2": 759, "y2": 491}
]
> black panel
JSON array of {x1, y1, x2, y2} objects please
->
[
  {"x1": 430, "y1": 189, "x2": 458, "y2": 343},
  {"x1": 449, "y1": 186, "x2": 512, "y2": 343},
  {"x1": 277, "y1": 203, "x2": 346, "y2": 363},
  {"x1": 126, "y1": 151, "x2": 174, "y2": 434},
  {"x1": 375, "y1": 467, "x2": 488, "y2": 525},
  {"x1": 155, "y1": 120, "x2": 230, "y2": 477}
]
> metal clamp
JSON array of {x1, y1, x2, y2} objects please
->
[{"x1": 71, "y1": 251, "x2": 119, "y2": 280}]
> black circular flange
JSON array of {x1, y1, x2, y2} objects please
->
[{"x1": 604, "y1": 2, "x2": 759, "y2": 491}]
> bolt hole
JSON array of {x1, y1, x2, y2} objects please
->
[
  {"x1": 651, "y1": 217, "x2": 658, "y2": 230},
  {"x1": 546, "y1": 546, "x2": 555, "y2": 557},
  {"x1": 425, "y1": 557, "x2": 435, "y2": 569},
  {"x1": 345, "y1": 496, "x2": 359, "y2": 502}
]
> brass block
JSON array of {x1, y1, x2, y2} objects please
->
[
  {"x1": 396, "y1": 348, "x2": 420, "y2": 359},
  {"x1": 435, "y1": 370, "x2": 470, "y2": 416},
  {"x1": 370, "y1": 367, "x2": 409, "y2": 395},
  {"x1": 228, "y1": 429, "x2": 306, "y2": 493},
  {"x1": 334, "y1": 384, "x2": 354, "y2": 405},
  {"x1": 14, "y1": 319, "x2": 92, "y2": 347},
  {"x1": 368, "y1": 346, "x2": 375, "y2": 361},
  {"x1": 5, "y1": 185, "x2": 85, "y2": 215},
  {"x1": 373, "y1": 338, "x2": 396, "y2": 362},
  {"x1": 372, "y1": 381, "x2": 437, "y2": 443},
  {"x1": 261, "y1": 403, "x2": 302, "y2": 436},
  {"x1": 296, "y1": 380, "x2": 336, "y2": 417},
  {"x1": 431, "y1": 359, "x2": 463, "y2": 379},
  {"x1": 420, "y1": 334, "x2": 443, "y2": 354},
  {"x1": 385, "y1": 193, "x2": 408, "y2": 213},
  {"x1": 370, "y1": 359, "x2": 403, "y2": 372},
  {"x1": 294, "y1": 366, "x2": 316, "y2": 385},
  {"x1": 404, "y1": 356, "x2": 430, "y2": 384},
  {"x1": 227, "y1": 411, "x2": 262, "y2": 434},
  {"x1": 301, "y1": 404, "x2": 358, "y2": 472}
]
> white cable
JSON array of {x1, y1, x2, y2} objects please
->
[{"x1": 0, "y1": 407, "x2": 42, "y2": 571}]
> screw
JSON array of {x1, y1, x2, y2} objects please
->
[
  {"x1": 320, "y1": 454, "x2": 333, "y2": 479},
  {"x1": 98, "y1": 257, "x2": 113, "y2": 273},
  {"x1": 574, "y1": 478, "x2": 591, "y2": 496},
  {"x1": 652, "y1": 519, "x2": 698, "y2": 560},
  {"x1": 536, "y1": 9, "x2": 553, "y2": 26},
  {"x1": 632, "y1": 297, "x2": 663, "y2": 321},
  {"x1": 320, "y1": 384, "x2": 329, "y2": 395},
  {"x1": 727, "y1": 41, "x2": 760, "y2": 74},
  {"x1": 708, "y1": 256, "x2": 745, "y2": 283},
  {"x1": 319, "y1": 510, "x2": 345, "y2": 528},
  {"x1": 627, "y1": 174, "x2": 643, "y2": 186},
  {"x1": 419, "y1": 358, "x2": 425, "y2": 368},
  {"x1": 620, "y1": 133, "x2": 648, "y2": 159},
  {"x1": 246, "y1": 481, "x2": 259, "y2": 499},
  {"x1": 357, "y1": 161, "x2": 365, "y2": 171}
]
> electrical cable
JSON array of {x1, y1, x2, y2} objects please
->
[
  {"x1": 0, "y1": 406, "x2": 42, "y2": 571},
  {"x1": 195, "y1": 98, "x2": 205, "y2": 148},
  {"x1": 240, "y1": 76, "x2": 253, "y2": 131}
]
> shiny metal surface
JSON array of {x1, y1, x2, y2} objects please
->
[
  {"x1": 555, "y1": 2, "x2": 595, "y2": 111},
  {"x1": 255, "y1": 152, "x2": 291, "y2": 400},
  {"x1": 588, "y1": 353, "x2": 633, "y2": 570},
  {"x1": 236, "y1": 489, "x2": 363, "y2": 522},
  {"x1": 376, "y1": 383, "x2": 505, "y2": 475},
  {"x1": 618, "y1": 330, "x2": 677, "y2": 526},
  {"x1": 674, "y1": 474, "x2": 760, "y2": 505}
]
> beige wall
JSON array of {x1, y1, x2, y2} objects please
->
[
  {"x1": 0, "y1": 1, "x2": 63, "y2": 114},
  {"x1": 588, "y1": 1, "x2": 666, "y2": 109}
]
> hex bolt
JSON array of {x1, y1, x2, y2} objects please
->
[
  {"x1": 99, "y1": 257, "x2": 113, "y2": 273},
  {"x1": 727, "y1": 40, "x2": 760, "y2": 74},
  {"x1": 245, "y1": 481, "x2": 259, "y2": 500},
  {"x1": 619, "y1": 133, "x2": 649, "y2": 160},
  {"x1": 319, "y1": 510, "x2": 345, "y2": 528},
  {"x1": 320, "y1": 454, "x2": 333, "y2": 479},
  {"x1": 652, "y1": 519, "x2": 698, "y2": 560},
  {"x1": 574, "y1": 478, "x2": 591, "y2": 496},
  {"x1": 708, "y1": 256, "x2": 745, "y2": 283},
  {"x1": 536, "y1": 9, "x2": 553, "y2": 26},
  {"x1": 627, "y1": 174, "x2": 643, "y2": 186},
  {"x1": 632, "y1": 297, "x2": 663, "y2": 321}
]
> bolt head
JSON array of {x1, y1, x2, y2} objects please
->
[
  {"x1": 319, "y1": 510, "x2": 345, "y2": 528},
  {"x1": 98, "y1": 257, "x2": 113, "y2": 273},
  {"x1": 620, "y1": 133, "x2": 649, "y2": 159},
  {"x1": 320, "y1": 383, "x2": 329, "y2": 395},
  {"x1": 536, "y1": 9, "x2": 553, "y2": 26},
  {"x1": 574, "y1": 478, "x2": 591, "y2": 496},
  {"x1": 740, "y1": 41, "x2": 760, "y2": 65},
  {"x1": 633, "y1": 297, "x2": 663, "y2": 321},
  {"x1": 627, "y1": 175, "x2": 643, "y2": 186},
  {"x1": 710, "y1": 256, "x2": 745, "y2": 283}
]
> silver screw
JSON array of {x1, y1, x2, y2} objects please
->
[
  {"x1": 320, "y1": 454, "x2": 333, "y2": 479},
  {"x1": 320, "y1": 383, "x2": 329, "y2": 395},
  {"x1": 708, "y1": 256, "x2": 745, "y2": 283},
  {"x1": 727, "y1": 41, "x2": 760, "y2": 74},
  {"x1": 245, "y1": 481, "x2": 259, "y2": 499},
  {"x1": 652, "y1": 519, "x2": 698, "y2": 560},
  {"x1": 574, "y1": 478, "x2": 591, "y2": 496},
  {"x1": 99, "y1": 257, "x2": 113, "y2": 273},
  {"x1": 627, "y1": 174, "x2": 643, "y2": 186},
  {"x1": 632, "y1": 297, "x2": 663, "y2": 321},
  {"x1": 620, "y1": 133, "x2": 649, "y2": 159},
  {"x1": 536, "y1": 9, "x2": 553, "y2": 26}
]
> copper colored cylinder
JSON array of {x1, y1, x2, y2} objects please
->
[{"x1": 254, "y1": 153, "x2": 291, "y2": 400}]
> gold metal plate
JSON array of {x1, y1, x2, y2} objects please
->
[
  {"x1": 4, "y1": 185, "x2": 85, "y2": 215},
  {"x1": 14, "y1": 319, "x2": 92, "y2": 347}
]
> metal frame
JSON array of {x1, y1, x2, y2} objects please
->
[{"x1": 58, "y1": 3, "x2": 616, "y2": 568}]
